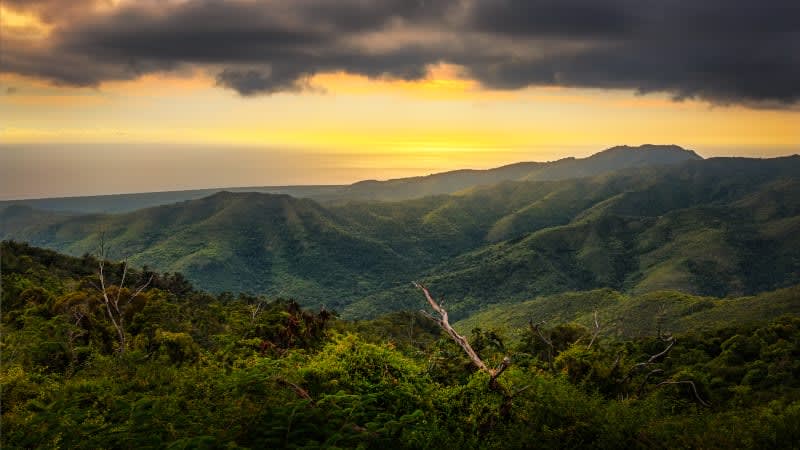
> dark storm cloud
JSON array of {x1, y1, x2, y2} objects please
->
[
  {"x1": 215, "y1": 66, "x2": 312, "y2": 96},
  {"x1": 462, "y1": 0, "x2": 800, "y2": 107},
  {"x1": 213, "y1": 47, "x2": 442, "y2": 95},
  {"x1": 469, "y1": 0, "x2": 635, "y2": 38},
  {"x1": 4, "y1": 0, "x2": 453, "y2": 93},
  {"x1": 2, "y1": 0, "x2": 798, "y2": 107}
]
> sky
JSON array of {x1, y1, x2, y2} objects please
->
[{"x1": 1, "y1": 0, "x2": 798, "y2": 199}]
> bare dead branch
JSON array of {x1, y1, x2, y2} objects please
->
[
  {"x1": 98, "y1": 257, "x2": 126, "y2": 354},
  {"x1": 511, "y1": 384, "x2": 532, "y2": 397},
  {"x1": 71, "y1": 308, "x2": 86, "y2": 327},
  {"x1": 114, "y1": 258, "x2": 129, "y2": 309},
  {"x1": 638, "y1": 369, "x2": 664, "y2": 396},
  {"x1": 249, "y1": 301, "x2": 264, "y2": 323},
  {"x1": 529, "y1": 319, "x2": 555, "y2": 370},
  {"x1": 611, "y1": 351, "x2": 623, "y2": 373},
  {"x1": 529, "y1": 320, "x2": 553, "y2": 348},
  {"x1": 587, "y1": 310, "x2": 601, "y2": 349},
  {"x1": 276, "y1": 378, "x2": 315, "y2": 405},
  {"x1": 129, "y1": 274, "x2": 154, "y2": 300},
  {"x1": 95, "y1": 233, "x2": 152, "y2": 354},
  {"x1": 647, "y1": 337, "x2": 675, "y2": 364},
  {"x1": 414, "y1": 282, "x2": 515, "y2": 384},
  {"x1": 656, "y1": 380, "x2": 711, "y2": 407},
  {"x1": 491, "y1": 357, "x2": 512, "y2": 383},
  {"x1": 622, "y1": 337, "x2": 676, "y2": 384},
  {"x1": 407, "y1": 314, "x2": 416, "y2": 346}
]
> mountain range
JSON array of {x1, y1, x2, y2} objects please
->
[
  {"x1": 1, "y1": 144, "x2": 700, "y2": 213},
  {"x1": 3, "y1": 144, "x2": 799, "y2": 321}
]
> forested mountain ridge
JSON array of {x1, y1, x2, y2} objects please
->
[
  {"x1": 325, "y1": 144, "x2": 701, "y2": 202},
  {"x1": 2, "y1": 154, "x2": 798, "y2": 319},
  {"x1": 349, "y1": 156, "x2": 800, "y2": 318},
  {"x1": 0, "y1": 192, "x2": 413, "y2": 306},
  {"x1": 0, "y1": 144, "x2": 700, "y2": 213}
]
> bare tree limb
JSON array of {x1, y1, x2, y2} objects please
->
[
  {"x1": 95, "y1": 233, "x2": 153, "y2": 354},
  {"x1": 415, "y1": 282, "x2": 490, "y2": 373},
  {"x1": 610, "y1": 351, "x2": 623, "y2": 373},
  {"x1": 646, "y1": 337, "x2": 675, "y2": 364},
  {"x1": 491, "y1": 357, "x2": 512, "y2": 384},
  {"x1": 249, "y1": 301, "x2": 264, "y2": 323},
  {"x1": 638, "y1": 369, "x2": 664, "y2": 396},
  {"x1": 511, "y1": 384, "x2": 532, "y2": 397},
  {"x1": 656, "y1": 380, "x2": 711, "y2": 407},
  {"x1": 97, "y1": 237, "x2": 126, "y2": 354},
  {"x1": 276, "y1": 378, "x2": 315, "y2": 406},
  {"x1": 621, "y1": 337, "x2": 676, "y2": 384},
  {"x1": 634, "y1": 337, "x2": 675, "y2": 369},
  {"x1": 529, "y1": 319, "x2": 555, "y2": 371},
  {"x1": 587, "y1": 310, "x2": 601, "y2": 349},
  {"x1": 529, "y1": 320, "x2": 553, "y2": 348},
  {"x1": 407, "y1": 314, "x2": 416, "y2": 346},
  {"x1": 114, "y1": 257, "x2": 129, "y2": 309},
  {"x1": 415, "y1": 282, "x2": 513, "y2": 380},
  {"x1": 129, "y1": 274, "x2": 154, "y2": 301}
]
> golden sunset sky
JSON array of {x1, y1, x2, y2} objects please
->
[{"x1": 1, "y1": 1, "x2": 798, "y2": 199}]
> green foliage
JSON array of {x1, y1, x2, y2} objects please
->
[
  {"x1": 4, "y1": 239, "x2": 800, "y2": 449},
  {"x1": 457, "y1": 286, "x2": 800, "y2": 341}
]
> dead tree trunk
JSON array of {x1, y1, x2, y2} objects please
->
[
  {"x1": 529, "y1": 319, "x2": 555, "y2": 371},
  {"x1": 414, "y1": 283, "x2": 511, "y2": 385},
  {"x1": 96, "y1": 236, "x2": 152, "y2": 354},
  {"x1": 587, "y1": 310, "x2": 602, "y2": 349},
  {"x1": 618, "y1": 336, "x2": 710, "y2": 407}
]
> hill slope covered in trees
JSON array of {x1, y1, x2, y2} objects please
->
[{"x1": 2, "y1": 242, "x2": 800, "y2": 449}]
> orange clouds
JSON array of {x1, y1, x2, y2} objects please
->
[{"x1": 0, "y1": 6, "x2": 52, "y2": 41}]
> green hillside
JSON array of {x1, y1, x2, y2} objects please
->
[
  {"x1": 3, "y1": 242, "x2": 800, "y2": 449},
  {"x1": 1, "y1": 193, "x2": 415, "y2": 310},
  {"x1": 326, "y1": 144, "x2": 700, "y2": 202},
  {"x1": 2, "y1": 154, "x2": 799, "y2": 318},
  {"x1": 342, "y1": 156, "x2": 800, "y2": 318},
  {"x1": 455, "y1": 286, "x2": 800, "y2": 342}
]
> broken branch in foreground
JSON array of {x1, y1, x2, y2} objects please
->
[
  {"x1": 414, "y1": 282, "x2": 511, "y2": 384},
  {"x1": 656, "y1": 380, "x2": 711, "y2": 407}
]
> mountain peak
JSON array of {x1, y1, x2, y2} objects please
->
[{"x1": 594, "y1": 144, "x2": 702, "y2": 160}]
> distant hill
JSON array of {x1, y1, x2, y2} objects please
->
[
  {"x1": 0, "y1": 144, "x2": 701, "y2": 213},
  {"x1": 2, "y1": 154, "x2": 798, "y2": 319},
  {"x1": 323, "y1": 144, "x2": 701, "y2": 202},
  {"x1": 1, "y1": 192, "x2": 415, "y2": 309},
  {"x1": 0, "y1": 186, "x2": 344, "y2": 215}
]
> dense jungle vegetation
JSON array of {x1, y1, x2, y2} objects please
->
[{"x1": 3, "y1": 241, "x2": 799, "y2": 449}]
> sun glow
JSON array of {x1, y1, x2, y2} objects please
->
[
  {"x1": 0, "y1": 6, "x2": 52, "y2": 39},
  {"x1": 1, "y1": 60, "x2": 797, "y2": 168}
]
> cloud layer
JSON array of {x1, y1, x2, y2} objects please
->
[{"x1": 3, "y1": 0, "x2": 799, "y2": 107}]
